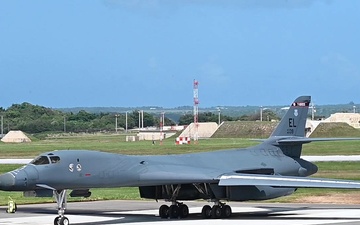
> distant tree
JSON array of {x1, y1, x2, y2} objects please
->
[
  {"x1": 236, "y1": 109, "x2": 279, "y2": 121},
  {"x1": 68, "y1": 110, "x2": 96, "y2": 122},
  {"x1": 178, "y1": 112, "x2": 234, "y2": 125},
  {"x1": 178, "y1": 114, "x2": 193, "y2": 125}
]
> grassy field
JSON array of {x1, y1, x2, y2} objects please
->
[
  {"x1": 1, "y1": 134, "x2": 360, "y2": 205},
  {"x1": 1, "y1": 134, "x2": 360, "y2": 158}
]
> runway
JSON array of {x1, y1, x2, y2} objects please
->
[{"x1": 1, "y1": 200, "x2": 360, "y2": 225}]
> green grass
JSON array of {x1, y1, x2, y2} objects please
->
[
  {"x1": 1, "y1": 134, "x2": 360, "y2": 158},
  {"x1": 310, "y1": 122, "x2": 360, "y2": 138},
  {"x1": 302, "y1": 141, "x2": 360, "y2": 155},
  {"x1": 0, "y1": 135, "x2": 257, "y2": 158}
]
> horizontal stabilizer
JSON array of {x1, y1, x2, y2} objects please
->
[
  {"x1": 219, "y1": 173, "x2": 360, "y2": 189},
  {"x1": 276, "y1": 137, "x2": 360, "y2": 145}
]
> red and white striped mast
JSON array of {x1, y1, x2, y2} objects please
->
[
  {"x1": 159, "y1": 112, "x2": 165, "y2": 145},
  {"x1": 193, "y1": 79, "x2": 199, "y2": 144}
]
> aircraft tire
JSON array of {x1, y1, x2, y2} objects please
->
[
  {"x1": 221, "y1": 205, "x2": 232, "y2": 218},
  {"x1": 159, "y1": 205, "x2": 169, "y2": 218},
  {"x1": 169, "y1": 205, "x2": 179, "y2": 218},
  {"x1": 178, "y1": 204, "x2": 189, "y2": 218},
  {"x1": 54, "y1": 216, "x2": 60, "y2": 225},
  {"x1": 201, "y1": 205, "x2": 212, "y2": 219},
  {"x1": 211, "y1": 205, "x2": 222, "y2": 219},
  {"x1": 59, "y1": 216, "x2": 69, "y2": 225}
]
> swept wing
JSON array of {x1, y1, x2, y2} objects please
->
[{"x1": 219, "y1": 173, "x2": 360, "y2": 189}]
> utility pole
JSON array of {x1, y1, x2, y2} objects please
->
[
  {"x1": 63, "y1": 116, "x2": 66, "y2": 133},
  {"x1": 115, "y1": 114, "x2": 119, "y2": 133},
  {"x1": 125, "y1": 111, "x2": 128, "y2": 133},
  {"x1": 141, "y1": 110, "x2": 144, "y2": 129},
  {"x1": 260, "y1": 106, "x2": 263, "y2": 122},
  {"x1": 217, "y1": 107, "x2": 221, "y2": 125},
  {"x1": 1, "y1": 115, "x2": 3, "y2": 137},
  {"x1": 138, "y1": 111, "x2": 141, "y2": 130}
]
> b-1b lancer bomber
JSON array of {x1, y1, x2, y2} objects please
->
[{"x1": 1, "y1": 96, "x2": 360, "y2": 225}]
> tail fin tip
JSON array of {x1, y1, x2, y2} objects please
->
[{"x1": 271, "y1": 96, "x2": 311, "y2": 137}]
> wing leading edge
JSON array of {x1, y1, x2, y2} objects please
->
[{"x1": 219, "y1": 173, "x2": 360, "y2": 189}]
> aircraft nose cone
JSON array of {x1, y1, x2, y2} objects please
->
[{"x1": 0, "y1": 172, "x2": 15, "y2": 191}]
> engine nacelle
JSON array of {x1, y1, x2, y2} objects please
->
[
  {"x1": 210, "y1": 184, "x2": 296, "y2": 201},
  {"x1": 24, "y1": 189, "x2": 53, "y2": 197},
  {"x1": 70, "y1": 189, "x2": 92, "y2": 198}
]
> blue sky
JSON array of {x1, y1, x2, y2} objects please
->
[{"x1": 1, "y1": 0, "x2": 360, "y2": 108}]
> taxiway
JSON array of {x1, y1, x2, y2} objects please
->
[{"x1": 1, "y1": 200, "x2": 360, "y2": 225}]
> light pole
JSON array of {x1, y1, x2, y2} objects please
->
[
  {"x1": 138, "y1": 111, "x2": 141, "y2": 130},
  {"x1": 125, "y1": 111, "x2": 128, "y2": 133},
  {"x1": 353, "y1": 105, "x2": 357, "y2": 113},
  {"x1": 115, "y1": 114, "x2": 119, "y2": 133},
  {"x1": 141, "y1": 110, "x2": 144, "y2": 129},
  {"x1": 1, "y1": 115, "x2": 3, "y2": 137},
  {"x1": 217, "y1": 107, "x2": 221, "y2": 125}
]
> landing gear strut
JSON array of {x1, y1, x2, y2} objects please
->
[{"x1": 53, "y1": 190, "x2": 70, "y2": 225}]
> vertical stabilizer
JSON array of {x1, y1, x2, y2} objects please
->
[{"x1": 271, "y1": 96, "x2": 310, "y2": 137}]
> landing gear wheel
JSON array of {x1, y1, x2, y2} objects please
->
[
  {"x1": 201, "y1": 205, "x2": 212, "y2": 219},
  {"x1": 54, "y1": 216, "x2": 60, "y2": 225},
  {"x1": 178, "y1": 204, "x2": 189, "y2": 218},
  {"x1": 59, "y1": 216, "x2": 69, "y2": 225},
  {"x1": 169, "y1": 205, "x2": 179, "y2": 218},
  {"x1": 221, "y1": 205, "x2": 232, "y2": 218},
  {"x1": 211, "y1": 205, "x2": 222, "y2": 219},
  {"x1": 159, "y1": 205, "x2": 169, "y2": 219}
]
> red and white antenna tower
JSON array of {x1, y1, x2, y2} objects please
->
[
  {"x1": 193, "y1": 79, "x2": 199, "y2": 144},
  {"x1": 159, "y1": 112, "x2": 165, "y2": 145}
]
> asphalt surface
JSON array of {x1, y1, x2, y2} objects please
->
[{"x1": 1, "y1": 200, "x2": 360, "y2": 225}]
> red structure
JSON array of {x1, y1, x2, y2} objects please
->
[
  {"x1": 193, "y1": 79, "x2": 199, "y2": 143},
  {"x1": 159, "y1": 112, "x2": 165, "y2": 145}
]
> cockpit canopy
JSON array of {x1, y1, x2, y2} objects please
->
[{"x1": 30, "y1": 153, "x2": 60, "y2": 165}]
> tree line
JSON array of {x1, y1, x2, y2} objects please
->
[{"x1": 0, "y1": 103, "x2": 280, "y2": 134}]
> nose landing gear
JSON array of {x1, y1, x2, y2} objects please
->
[{"x1": 53, "y1": 190, "x2": 70, "y2": 225}]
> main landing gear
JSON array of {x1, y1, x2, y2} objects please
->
[
  {"x1": 157, "y1": 184, "x2": 232, "y2": 219},
  {"x1": 158, "y1": 184, "x2": 189, "y2": 219},
  {"x1": 201, "y1": 201, "x2": 232, "y2": 219},
  {"x1": 158, "y1": 201, "x2": 232, "y2": 219},
  {"x1": 159, "y1": 202, "x2": 189, "y2": 219},
  {"x1": 53, "y1": 190, "x2": 70, "y2": 225}
]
